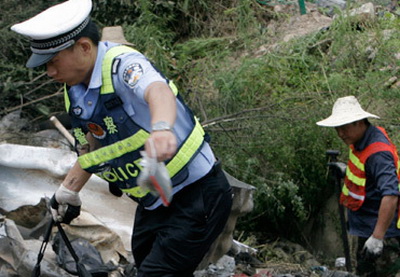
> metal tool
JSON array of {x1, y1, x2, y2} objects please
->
[
  {"x1": 55, "y1": 221, "x2": 92, "y2": 277},
  {"x1": 31, "y1": 218, "x2": 54, "y2": 277},
  {"x1": 31, "y1": 217, "x2": 92, "y2": 277},
  {"x1": 326, "y1": 149, "x2": 352, "y2": 272}
]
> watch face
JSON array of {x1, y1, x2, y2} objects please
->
[{"x1": 152, "y1": 121, "x2": 171, "y2": 131}]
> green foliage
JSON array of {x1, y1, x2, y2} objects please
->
[
  {"x1": 91, "y1": 0, "x2": 139, "y2": 27},
  {"x1": 3, "y1": 0, "x2": 400, "y2": 252},
  {"x1": 0, "y1": 0, "x2": 64, "y2": 121},
  {"x1": 183, "y1": 7, "x2": 400, "y2": 244},
  {"x1": 244, "y1": 178, "x2": 308, "y2": 239}
]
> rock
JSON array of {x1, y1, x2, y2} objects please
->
[
  {"x1": 322, "y1": 270, "x2": 356, "y2": 276},
  {"x1": 0, "y1": 216, "x2": 72, "y2": 277},
  {"x1": 195, "y1": 255, "x2": 236, "y2": 277},
  {"x1": 348, "y1": 2, "x2": 375, "y2": 18},
  {"x1": 0, "y1": 111, "x2": 28, "y2": 135},
  {"x1": 316, "y1": 0, "x2": 346, "y2": 10},
  {"x1": 197, "y1": 170, "x2": 255, "y2": 269},
  {"x1": 316, "y1": 0, "x2": 346, "y2": 17},
  {"x1": 333, "y1": 2, "x2": 376, "y2": 21},
  {"x1": 384, "y1": 76, "x2": 398, "y2": 87},
  {"x1": 31, "y1": 129, "x2": 72, "y2": 150}
]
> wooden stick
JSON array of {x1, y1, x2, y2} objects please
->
[
  {"x1": 50, "y1": 115, "x2": 75, "y2": 146},
  {"x1": 1, "y1": 89, "x2": 63, "y2": 115}
]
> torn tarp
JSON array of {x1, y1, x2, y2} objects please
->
[
  {"x1": 0, "y1": 142, "x2": 256, "y2": 276},
  {"x1": 0, "y1": 143, "x2": 137, "y2": 255},
  {"x1": 0, "y1": 215, "x2": 72, "y2": 277}
]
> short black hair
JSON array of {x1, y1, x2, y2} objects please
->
[{"x1": 77, "y1": 19, "x2": 100, "y2": 45}]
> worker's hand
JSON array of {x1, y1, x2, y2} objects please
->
[
  {"x1": 362, "y1": 235, "x2": 383, "y2": 259},
  {"x1": 147, "y1": 130, "x2": 177, "y2": 162},
  {"x1": 50, "y1": 184, "x2": 82, "y2": 224}
]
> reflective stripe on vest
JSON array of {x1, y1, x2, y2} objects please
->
[
  {"x1": 78, "y1": 116, "x2": 204, "y2": 178},
  {"x1": 341, "y1": 150, "x2": 367, "y2": 207},
  {"x1": 64, "y1": 45, "x2": 179, "y2": 111},
  {"x1": 100, "y1": 45, "x2": 179, "y2": 96},
  {"x1": 78, "y1": 129, "x2": 150, "y2": 169},
  {"x1": 66, "y1": 45, "x2": 205, "y2": 199},
  {"x1": 341, "y1": 127, "x2": 400, "y2": 222},
  {"x1": 100, "y1": 45, "x2": 139, "y2": 94},
  {"x1": 342, "y1": 141, "x2": 395, "y2": 209},
  {"x1": 120, "y1": 118, "x2": 205, "y2": 197}
]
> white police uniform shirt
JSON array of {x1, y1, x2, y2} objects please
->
[{"x1": 68, "y1": 41, "x2": 216, "y2": 209}]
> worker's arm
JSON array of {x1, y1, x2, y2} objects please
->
[
  {"x1": 363, "y1": 195, "x2": 398, "y2": 257},
  {"x1": 363, "y1": 151, "x2": 400, "y2": 256},
  {"x1": 372, "y1": 195, "x2": 398, "y2": 239},
  {"x1": 144, "y1": 81, "x2": 177, "y2": 162}
]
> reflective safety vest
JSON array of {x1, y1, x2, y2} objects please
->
[
  {"x1": 341, "y1": 126, "x2": 400, "y2": 228},
  {"x1": 64, "y1": 45, "x2": 206, "y2": 207}
]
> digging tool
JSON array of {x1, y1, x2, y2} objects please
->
[
  {"x1": 326, "y1": 149, "x2": 353, "y2": 272},
  {"x1": 31, "y1": 218, "x2": 92, "y2": 277},
  {"x1": 31, "y1": 218, "x2": 54, "y2": 277},
  {"x1": 50, "y1": 115, "x2": 75, "y2": 146},
  {"x1": 55, "y1": 221, "x2": 92, "y2": 277}
]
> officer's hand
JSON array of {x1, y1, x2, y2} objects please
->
[
  {"x1": 362, "y1": 235, "x2": 383, "y2": 259},
  {"x1": 50, "y1": 184, "x2": 82, "y2": 224},
  {"x1": 148, "y1": 131, "x2": 177, "y2": 161}
]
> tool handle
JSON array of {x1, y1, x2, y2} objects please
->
[
  {"x1": 50, "y1": 116, "x2": 75, "y2": 146},
  {"x1": 55, "y1": 222, "x2": 92, "y2": 276},
  {"x1": 31, "y1": 218, "x2": 54, "y2": 277}
]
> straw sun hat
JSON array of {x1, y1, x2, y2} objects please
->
[
  {"x1": 316, "y1": 96, "x2": 380, "y2": 127},
  {"x1": 101, "y1": 26, "x2": 134, "y2": 46}
]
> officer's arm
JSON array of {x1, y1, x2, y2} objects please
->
[
  {"x1": 63, "y1": 161, "x2": 92, "y2": 192},
  {"x1": 144, "y1": 81, "x2": 177, "y2": 161}
]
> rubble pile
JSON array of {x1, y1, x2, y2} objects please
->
[{"x1": 0, "y1": 111, "x2": 259, "y2": 276}]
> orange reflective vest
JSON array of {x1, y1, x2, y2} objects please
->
[{"x1": 340, "y1": 127, "x2": 400, "y2": 228}]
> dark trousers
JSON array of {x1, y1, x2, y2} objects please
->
[
  {"x1": 356, "y1": 236, "x2": 400, "y2": 277},
  {"x1": 132, "y1": 163, "x2": 233, "y2": 277}
]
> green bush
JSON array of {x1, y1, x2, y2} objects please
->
[{"x1": 3, "y1": 0, "x2": 400, "y2": 253}]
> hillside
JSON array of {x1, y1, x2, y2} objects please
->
[{"x1": 1, "y1": 0, "x2": 400, "y2": 274}]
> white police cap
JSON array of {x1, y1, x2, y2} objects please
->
[{"x1": 11, "y1": 0, "x2": 92, "y2": 68}]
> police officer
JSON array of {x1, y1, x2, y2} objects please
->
[
  {"x1": 11, "y1": 0, "x2": 233, "y2": 276},
  {"x1": 317, "y1": 96, "x2": 400, "y2": 276}
]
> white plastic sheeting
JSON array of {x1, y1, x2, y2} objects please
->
[
  {"x1": 0, "y1": 143, "x2": 137, "y2": 252},
  {"x1": 0, "y1": 142, "x2": 257, "y2": 274}
]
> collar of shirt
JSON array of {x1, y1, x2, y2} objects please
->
[
  {"x1": 353, "y1": 124, "x2": 375, "y2": 151},
  {"x1": 88, "y1": 41, "x2": 115, "y2": 90},
  {"x1": 68, "y1": 41, "x2": 121, "y2": 120}
]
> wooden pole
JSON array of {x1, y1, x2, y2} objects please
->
[{"x1": 50, "y1": 115, "x2": 75, "y2": 146}]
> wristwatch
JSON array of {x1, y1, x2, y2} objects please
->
[{"x1": 151, "y1": 121, "x2": 172, "y2": 132}]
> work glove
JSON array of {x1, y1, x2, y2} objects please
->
[
  {"x1": 50, "y1": 184, "x2": 82, "y2": 224},
  {"x1": 137, "y1": 139, "x2": 173, "y2": 207},
  {"x1": 362, "y1": 235, "x2": 383, "y2": 259}
]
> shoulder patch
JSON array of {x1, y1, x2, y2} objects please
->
[{"x1": 123, "y1": 63, "x2": 143, "y2": 88}]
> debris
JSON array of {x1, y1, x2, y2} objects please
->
[
  {"x1": 0, "y1": 111, "x2": 28, "y2": 136},
  {"x1": 0, "y1": 139, "x2": 256, "y2": 276},
  {"x1": 194, "y1": 255, "x2": 236, "y2": 277},
  {"x1": 335, "y1": 257, "x2": 346, "y2": 268}
]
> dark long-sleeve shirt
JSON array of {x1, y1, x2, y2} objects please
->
[{"x1": 348, "y1": 125, "x2": 400, "y2": 238}]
